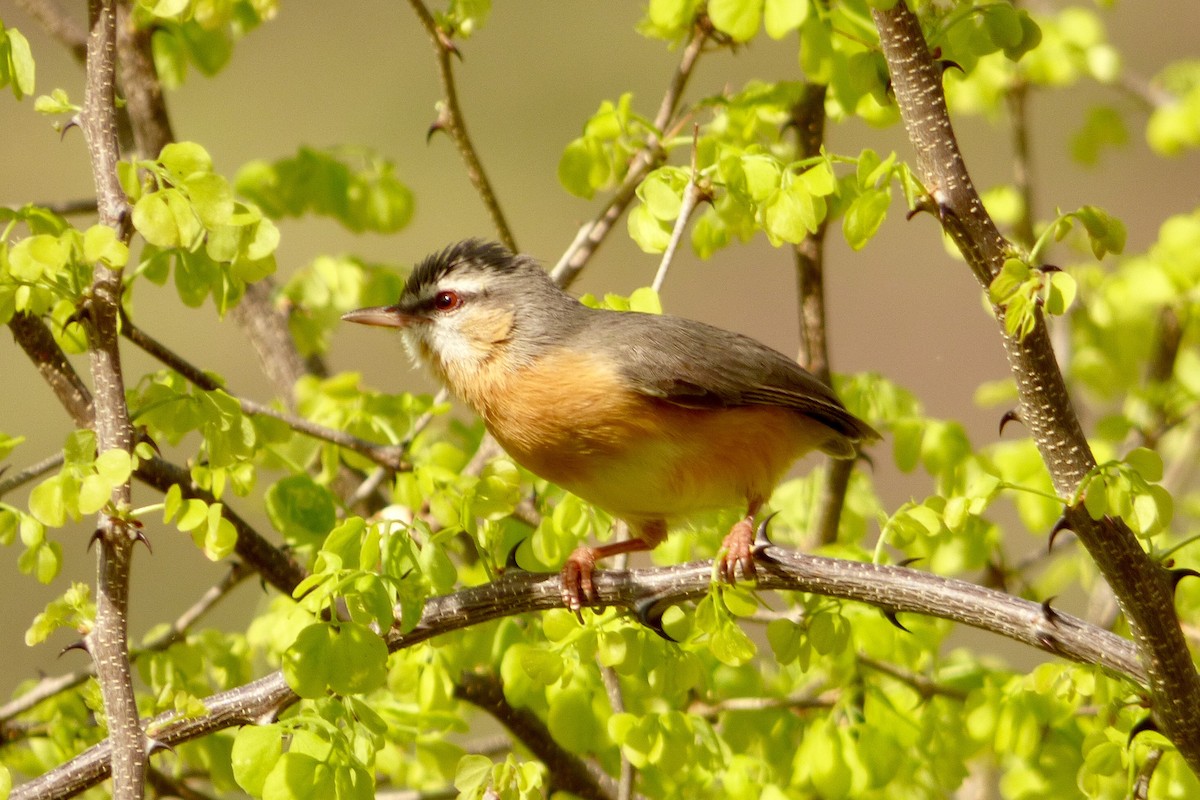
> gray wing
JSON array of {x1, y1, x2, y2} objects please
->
[{"x1": 590, "y1": 309, "x2": 879, "y2": 446}]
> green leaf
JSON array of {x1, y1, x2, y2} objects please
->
[
  {"x1": 29, "y1": 475, "x2": 68, "y2": 527},
  {"x1": 1068, "y1": 205, "x2": 1126, "y2": 259},
  {"x1": 327, "y1": 621, "x2": 389, "y2": 695},
  {"x1": 262, "y1": 753, "x2": 336, "y2": 800},
  {"x1": 627, "y1": 203, "x2": 673, "y2": 253},
  {"x1": 159, "y1": 141, "x2": 214, "y2": 182},
  {"x1": 454, "y1": 754, "x2": 494, "y2": 795},
  {"x1": 763, "y1": 0, "x2": 807, "y2": 39},
  {"x1": 5, "y1": 28, "x2": 35, "y2": 100},
  {"x1": 1043, "y1": 271, "x2": 1077, "y2": 316},
  {"x1": 132, "y1": 192, "x2": 180, "y2": 248},
  {"x1": 988, "y1": 258, "x2": 1031, "y2": 304},
  {"x1": 232, "y1": 725, "x2": 282, "y2": 797},
  {"x1": 265, "y1": 475, "x2": 337, "y2": 549},
  {"x1": 709, "y1": 0, "x2": 764, "y2": 42},
  {"x1": 842, "y1": 189, "x2": 890, "y2": 250},
  {"x1": 82, "y1": 225, "x2": 129, "y2": 268},
  {"x1": 763, "y1": 179, "x2": 817, "y2": 243},
  {"x1": 1124, "y1": 447, "x2": 1163, "y2": 483}
]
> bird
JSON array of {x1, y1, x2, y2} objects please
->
[{"x1": 342, "y1": 239, "x2": 879, "y2": 612}]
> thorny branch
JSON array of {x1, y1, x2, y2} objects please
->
[
  {"x1": 872, "y1": 0, "x2": 1200, "y2": 773},
  {"x1": 13, "y1": 548, "x2": 1146, "y2": 798},
  {"x1": 80, "y1": 0, "x2": 144, "y2": 795}
]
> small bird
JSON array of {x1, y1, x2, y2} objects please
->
[{"x1": 343, "y1": 240, "x2": 878, "y2": 611}]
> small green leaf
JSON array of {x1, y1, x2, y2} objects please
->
[
  {"x1": 5, "y1": 28, "x2": 35, "y2": 99},
  {"x1": 454, "y1": 754, "x2": 494, "y2": 795},
  {"x1": 132, "y1": 193, "x2": 180, "y2": 248},
  {"x1": 1124, "y1": 447, "x2": 1163, "y2": 483},
  {"x1": 708, "y1": 0, "x2": 764, "y2": 42},
  {"x1": 1043, "y1": 271, "x2": 1077, "y2": 316},
  {"x1": 232, "y1": 724, "x2": 282, "y2": 797},
  {"x1": 842, "y1": 189, "x2": 890, "y2": 250},
  {"x1": 763, "y1": 0, "x2": 807, "y2": 39},
  {"x1": 159, "y1": 141, "x2": 213, "y2": 182},
  {"x1": 83, "y1": 225, "x2": 129, "y2": 268},
  {"x1": 265, "y1": 475, "x2": 337, "y2": 548},
  {"x1": 763, "y1": 180, "x2": 817, "y2": 243}
]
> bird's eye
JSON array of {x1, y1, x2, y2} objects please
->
[{"x1": 432, "y1": 290, "x2": 461, "y2": 311}]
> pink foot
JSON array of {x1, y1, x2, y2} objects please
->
[
  {"x1": 718, "y1": 518, "x2": 756, "y2": 583},
  {"x1": 560, "y1": 546, "x2": 597, "y2": 613}
]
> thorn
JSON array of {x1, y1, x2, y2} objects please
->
[
  {"x1": 896, "y1": 556, "x2": 924, "y2": 568},
  {"x1": 59, "y1": 640, "x2": 89, "y2": 657},
  {"x1": 1169, "y1": 567, "x2": 1200, "y2": 591},
  {"x1": 133, "y1": 528, "x2": 152, "y2": 554},
  {"x1": 136, "y1": 428, "x2": 162, "y2": 457},
  {"x1": 752, "y1": 511, "x2": 780, "y2": 553},
  {"x1": 61, "y1": 116, "x2": 80, "y2": 140},
  {"x1": 503, "y1": 539, "x2": 526, "y2": 572},
  {"x1": 938, "y1": 59, "x2": 965, "y2": 75},
  {"x1": 998, "y1": 409, "x2": 1022, "y2": 435},
  {"x1": 1040, "y1": 264, "x2": 1062, "y2": 273},
  {"x1": 1128, "y1": 715, "x2": 1160, "y2": 745},
  {"x1": 1040, "y1": 597, "x2": 1061, "y2": 624},
  {"x1": 88, "y1": 528, "x2": 103, "y2": 551},
  {"x1": 146, "y1": 737, "x2": 176, "y2": 757},
  {"x1": 1048, "y1": 516, "x2": 1074, "y2": 552},
  {"x1": 855, "y1": 450, "x2": 875, "y2": 471},
  {"x1": 882, "y1": 609, "x2": 911, "y2": 633},
  {"x1": 634, "y1": 597, "x2": 677, "y2": 642},
  {"x1": 425, "y1": 119, "x2": 445, "y2": 143}
]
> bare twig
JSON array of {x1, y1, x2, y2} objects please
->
[
  {"x1": 599, "y1": 662, "x2": 635, "y2": 800},
  {"x1": 857, "y1": 653, "x2": 968, "y2": 701},
  {"x1": 406, "y1": 0, "x2": 516, "y2": 252},
  {"x1": 689, "y1": 686, "x2": 835, "y2": 720},
  {"x1": 122, "y1": 316, "x2": 411, "y2": 471},
  {"x1": 1131, "y1": 747, "x2": 1164, "y2": 800},
  {"x1": 3, "y1": 199, "x2": 99, "y2": 217},
  {"x1": 0, "y1": 451, "x2": 66, "y2": 498},
  {"x1": 14, "y1": 0, "x2": 87, "y2": 60},
  {"x1": 873, "y1": 1, "x2": 1200, "y2": 771},
  {"x1": 1005, "y1": 81, "x2": 1037, "y2": 251},
  {"x1": 650, "y1": 127, "x2": 704, "y2": 294}
]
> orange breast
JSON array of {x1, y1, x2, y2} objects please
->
[{"x1": 470, "y1": 348, "x2": 832, "y2": 525}]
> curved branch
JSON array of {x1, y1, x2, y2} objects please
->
[
  {"x1": 872, "y1": 1, "x2": 1200, "y2": 772},
  {"x1": 13, "y1": 548, "x2": 1144, "y2": 799}
]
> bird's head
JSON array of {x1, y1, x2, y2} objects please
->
[{"x1": 342, "y1": 239, "x2": 578, "y2": 380}]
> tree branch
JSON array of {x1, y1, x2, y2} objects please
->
[
  {"x1": 121, "y1": 315, "x2": 411, "y2": 471},
  {"x1": 13, "y1": 547, "x2": 1146, "y2": 798},
  {"x1": 406, "y1": 0, "x2": 516, "y2": 253},
  {"x1": 454, "y1": 671, "x2": 619, "y2": 800},
  {"x1": 80, "y1": 0, "x2": 144, "y2": 794},
  {"x1": 872, "y1": 1, "x2": 1200, "y2": 772}
]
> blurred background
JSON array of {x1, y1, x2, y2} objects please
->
[{"x1": 1, "y1": 1, "x2": 1198, "y2": 698}]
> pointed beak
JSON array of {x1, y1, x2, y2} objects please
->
[{"x1": 341, "y1": 305, "x2": 414, "y2": 329}]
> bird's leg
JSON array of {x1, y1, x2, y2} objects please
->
[
  {"x1": 561, "y1": 519, "x2": 667, "y2": 613},
  {"x1": 718, "y1": 498, "x2": 764, "y2": 583}
]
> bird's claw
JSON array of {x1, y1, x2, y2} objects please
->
[
  {"x1": 560, "y1": 546, "x2": 598, "y2": 619},
  {"x1": 717, "y1": 519, "x2": 757, "y2": 584}
]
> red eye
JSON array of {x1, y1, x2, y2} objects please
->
[{"x1": 433, "y1": 290, "x2": 461, "y2": 311}]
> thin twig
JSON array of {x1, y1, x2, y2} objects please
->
[
  {"x1": 121, "y1": 315, "x2": 411, "y2": 471},
  {"x1": 857, "y1": 653, "x2": 968, "y2": 701},
  {"x1": 0, "y1": 451, "x2": 65, "y2": 499},
  {"x1": 1130, "y1": 747, "x2": 1164, "y2": 800},
  {"x1": 689, "y1": 686, "x2": 836, "y2": 720},
  {"x1": 650, "y1": 127, "x2": 704, "y2": 294},
  {"x1": 14, "y1": 0, "x2": 88, "y2": 60},
  {"x1": 406, "y1": 0, "x2": 516, "y2": 253},
  {"x1": 4, "y1": 199, "x2": 99, "y2": 217},
  {"x1": 599, "y1": 661, "x2": 635, "y2": 800},
  {"x1": 1005, "y1": 80, "x2": 1036, "y2": 251}
]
